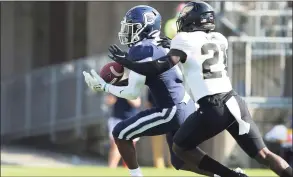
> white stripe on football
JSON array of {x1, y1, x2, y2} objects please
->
[{"x1": 110, "y1": 66, "x2": 124, "y2": 77}]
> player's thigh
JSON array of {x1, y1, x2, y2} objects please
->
[
  {"x1": 173, "y1": 105, "x2": 234, "y2": 150},
  {"x1": 112, "y1": 106, "x2": 178, "y2": 140},
  {"x1": 226, "y1": 95, "x2": 266, "y2": 158},
  {"x1": 131, "y1": 106, "x2": 180, "y2": 139},
  {"x1": 166, "y1": 131, "x2": 185, "y2": 170}
]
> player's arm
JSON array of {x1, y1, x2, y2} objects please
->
[
  {"x1": 83, "y1": 70, "x2": 144, "y2": 100},
  {"x1": 109, "y1": 33, "x2": 190, "y2": 77},
  {"x1": 105, "y1": 71, "x2": 146, "y2": 100},
  {"x1": 115, "y1": 49, "x2": 186, "y2": 77}
]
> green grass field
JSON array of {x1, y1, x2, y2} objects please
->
[{"x1": 1, "y1": 166, "x2": 277, "y2": 176}]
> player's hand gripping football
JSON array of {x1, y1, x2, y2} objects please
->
[
  {"x1": 157, "y1": 36, "x2": 171, "y2": 49},
  {"x1": 108, "y1": 44, "x2": 128, "y2": 63},
  {"x1": 83, "y1": 69, "x2": 107, "y2": 92}
]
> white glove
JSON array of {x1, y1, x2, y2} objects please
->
[{"x1": 83, "y1": 69, "x2": 108, "y2": 92}]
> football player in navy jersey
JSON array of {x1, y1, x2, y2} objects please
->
[
  {"x1": 84, "y1": 5, "x2": 246, "y2": 177},
  {"x1": 107, "y1": 2, "x2": 293, "y2": 177}
]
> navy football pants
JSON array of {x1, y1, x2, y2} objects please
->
[{"x1": 112, "y1": 99, "x2": 195, "y2": 169}]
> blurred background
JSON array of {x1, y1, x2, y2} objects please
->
[{"x1": 1, "y1": 1, "x2": 292, "y2": 174}]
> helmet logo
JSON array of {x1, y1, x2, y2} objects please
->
[
  {"x1": 144, "y1": 12, "x2": 155, "y2": 25},
  {"x1": 179, "y1": 5, "x2": 193, "y2": 18}
]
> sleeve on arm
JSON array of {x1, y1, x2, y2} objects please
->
[
  {"x1": 107, "y1": 71, "x2": 146, "y2": 100},
  {"x1": 115, "y1": 79, "x2": 128, "y2": 86},
  {"x1": 128, "y1": 45, "x2": 154, "y2": 62},
  {"x1": 120, "y1": 42, "x2": 184, "y2": 76}
]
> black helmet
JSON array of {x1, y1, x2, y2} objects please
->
[{"x1": 176, "y1": 1, "x2": 215, "y2": 32}]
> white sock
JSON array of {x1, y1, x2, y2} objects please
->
[{"x1": 129, "y1": 167, "x2": 143, "y2": 177}]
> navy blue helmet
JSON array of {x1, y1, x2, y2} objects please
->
[{"x1": 118, "y1": 5, "x2": 162, "y2": 45}]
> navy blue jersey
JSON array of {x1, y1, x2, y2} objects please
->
[
  {"x1": 112, "y1": 97, "x2": 139, "y2": 120},
  {"x1": 128, "y1": 39, "x2": 186, "y2": 108}
]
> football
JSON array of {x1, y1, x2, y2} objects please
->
[{"x1": 99, "y1": 62, "x2": 124, "y2": 84}]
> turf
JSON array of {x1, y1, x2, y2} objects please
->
[{"x1": 1, "y1": 166, "x2": 277, "y2": 176}]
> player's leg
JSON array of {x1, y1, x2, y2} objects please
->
[
  {"x1": 112, "y1": 106, "x2": 178, "y2": 176},
  {"x1": 172, "y1": 94, "x2": 246, "y2": 177},
  {"x1": 167, "y1": 99, "x2": 216, "y2": 176},
  {"x1": 227, "y1": 95, "x2": 292, "y2": 177},
  {"x1": 165, "y1": 131, "x2": 214, "y2": 177},
  {"x1": 108, "y1": 117, "x2": 122, "y2": 168},
  {"x1": 122, "y1": 138, "x2": 139, "y2": 168}
]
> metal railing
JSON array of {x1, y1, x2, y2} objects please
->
[
  {"x1": 219, "y1": 2, "x2": 292, "y2": 37},
  {"x1": 228, "y1": 36, "x2": 292, "y2": 108},
  {"x1": 1, "y1": 55, "x2": 113, "y2": 140},
  {"x1": 227, "y1": 36, "x2": 292, "y2": 168}
]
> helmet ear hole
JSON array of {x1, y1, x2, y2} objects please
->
[{"x1": 136, "y1": 24, "x2": 142, "y2": 29}]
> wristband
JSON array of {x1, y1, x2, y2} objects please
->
[{"x1": 103, "y1": 83, "x2": 109, "y2": 92}]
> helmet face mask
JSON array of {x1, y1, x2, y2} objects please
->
[
  {"x1": 200, "y1": 12, "x2": 215, "y2": 28},
  {"x1": 118, "y1": 19, "x2": 143, "y2": 45},
  {"x1": 176, "y1": 18, "x2": 183, "y2": 32}
]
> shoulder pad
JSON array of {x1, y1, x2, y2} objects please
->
[
  {"x1": 171, "y1": 32, "x2": 196, "y2": 54},
  {"x1": 171, "y1": 32, "x2": 187, "y2": 48},
  {"x1": 211, "y1": 32, "x2": 228, "y2": 48},
  {"x1": 172, "y1": 32, "x2": 188, "y2": 43},
  {"x1": 171, "y1": 32, "x2": 204, "y2": 47},
  {"x1": 128, "y1": 45, "x2": 154, "y2": 62}
]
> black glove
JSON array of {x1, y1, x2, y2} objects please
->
[
  {"x1": 108, "y1": 44, "x2": 129, "y2": 63},
  {"x1": 157, "y1": 36, "x2": 171, "y2": 49}
]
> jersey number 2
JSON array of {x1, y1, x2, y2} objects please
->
[{"x1": 201, "y1": 43, "x2": 227, "y2": 80}]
